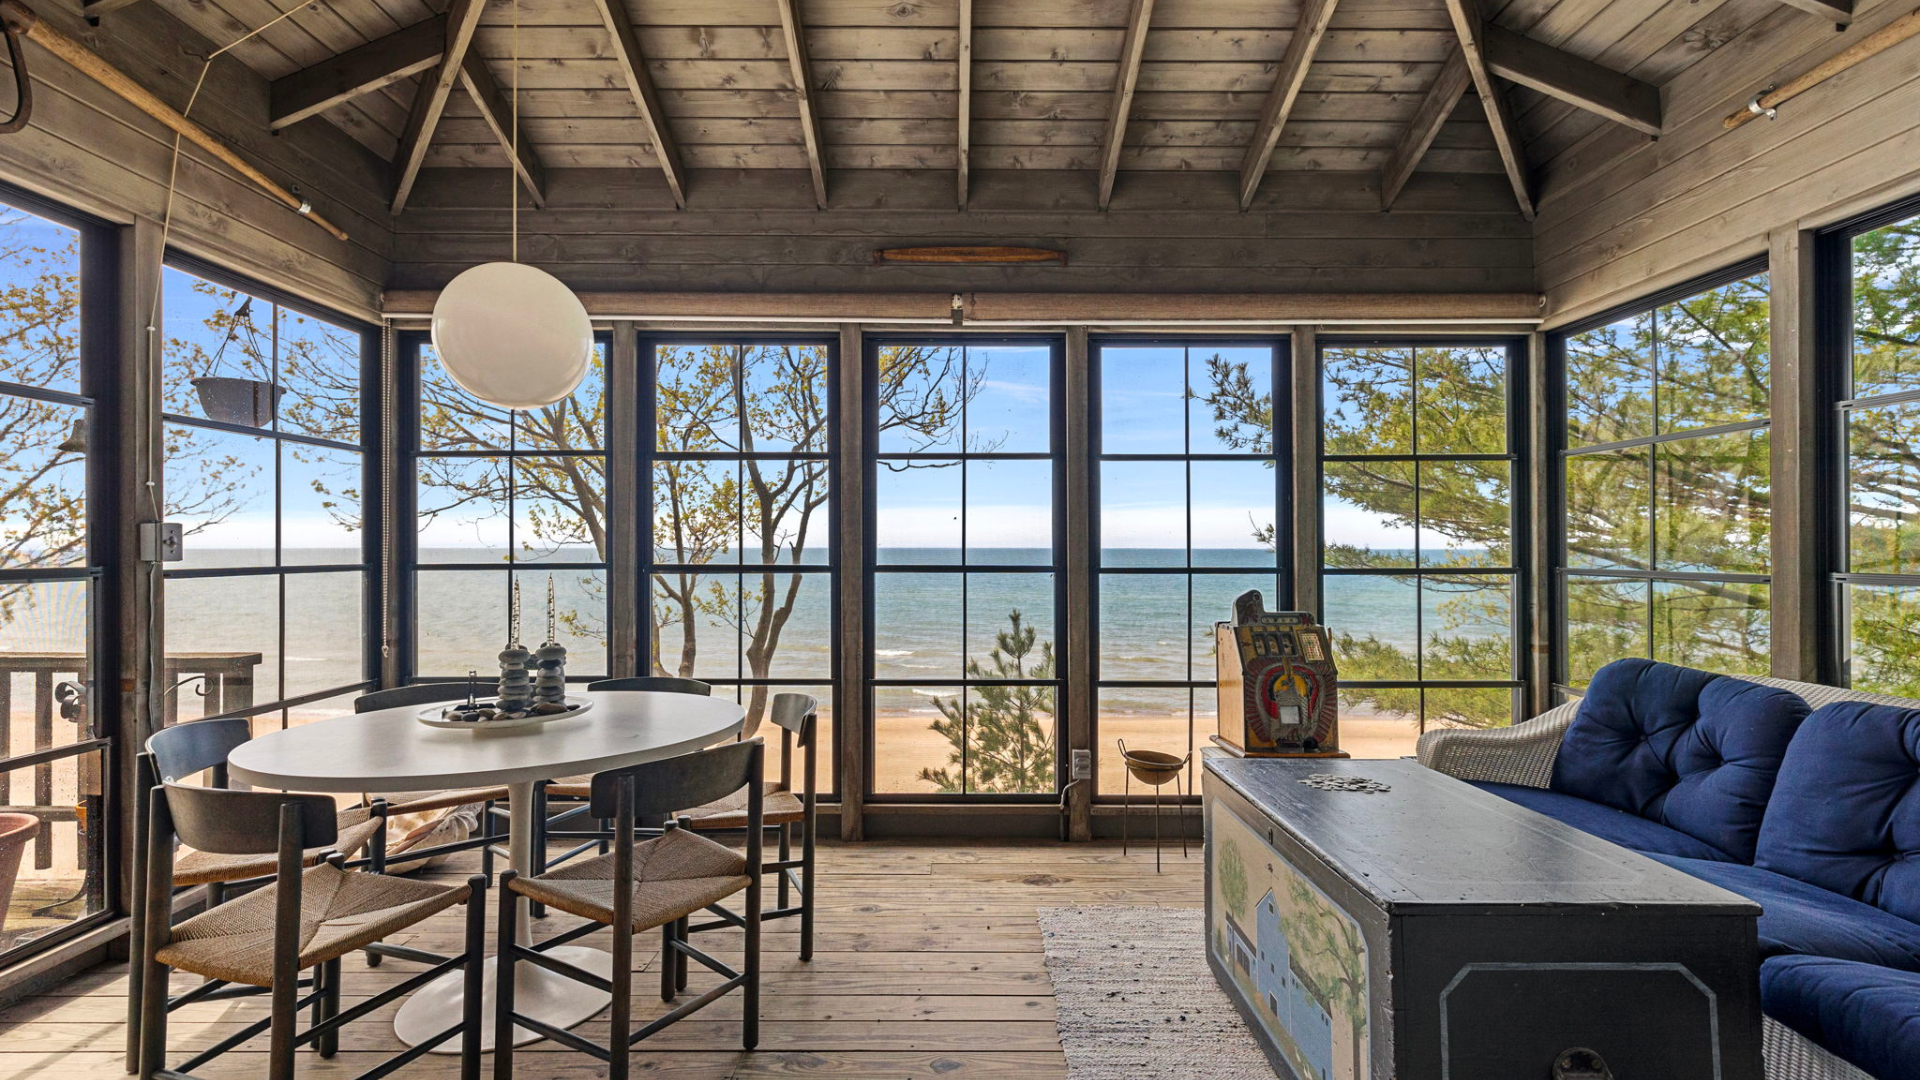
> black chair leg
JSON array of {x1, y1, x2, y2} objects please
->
[
  {"x1": 268, "y1": 957, "x2": 299, "y2": 1080},
  {"x1": 480, "y1": 800, "x2": 496, "y2": 879},
  {"x1": 674, "y1": 915, "x2": 689, "y2": 991},
  {"x1": 494, "y1": 872, "x2": 519, "y2": 1080},
  {"x1": 743, "y1": 866, "x2": 761, "y2": 1049},
  {"x1": 124, "y1": 865, "x2": 148, "y2": 1072},
  {"x1": 461, "y1": 876, "x2": 487, "y2": 1080},
  {"x1": 800, "y1": 826, "x2": 816, "y2": 963},
  {"x1": 609, "y1": 914, "x2": 633, "y2": 1080},
  {"x1": 315, "y1": 957, "x2": 342, "y2": 1057},
  {"x1": 777, "y1": 823, "x2": 792, "y2": 910},
  {"x1": 530, "y1": 786, "x2": 549, "y2": 919},
  {"x1": 136, "y1": 951, "x2": 168, "y2": 1080},
  {"x1": 660, "y1": 919, "x2": 677, "y2": 1003}
]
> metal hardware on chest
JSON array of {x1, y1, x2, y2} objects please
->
[{"x1": 1552, "y1": 1047, "x2": 1614, "y2": 1080}]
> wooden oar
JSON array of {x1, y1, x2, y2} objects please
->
[{"x1": 1725, "y1": 6, "x2": 1920, "y2": 130}]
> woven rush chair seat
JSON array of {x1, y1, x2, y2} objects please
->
[
  {"x1": 679, "y1": 781, "x2": 805, "y2": 830},
  {"x1": 509, "y1": 827, "x2": 750, "y2": 929},
  {"x1": 155, "y1": 862, "x2": 471, "y2": 987},
  {"x1": 375, "y1": 785, "x2": 512, "y2": 815},
  {"x1": 543, "y1": 775, "x2": 595, "y2": 800},
  {"x1": 172, "y1": 807, "x2": 382, "y2": 887}
]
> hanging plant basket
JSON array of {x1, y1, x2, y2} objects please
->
[{"x1": 192, "y1": 376, "x2": 281, "y2": 428}]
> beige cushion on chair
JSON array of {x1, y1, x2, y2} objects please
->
[
  {"x1": 155, "y1": 863, "x2": 470, "y2": 987},
  {"x1": 507, "y1": 828, "x2": 750, "y2": 931},
  {"x1": 678, "y1": 782, "x2": 804, "y2": 830},
  {"x1": 172, "y1": 807, "x2": 383, "y2": 887}
]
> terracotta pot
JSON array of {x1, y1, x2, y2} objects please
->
[
  {"x1": 192, "y1": 376, "x2": 282, "y2": 428},
  {"x1": 0, "y1": 813, "x2": 42, "y2": 930}
]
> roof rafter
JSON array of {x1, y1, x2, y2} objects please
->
[
  {"x1": 391, "y1": 0, "x2": 487, "y2": 213},
  {"x1": 773, "y1": 0, "x2": 828, "y2": 208},
  {"x1": 1237, "y1": 0, "x2": 1341, "y2": 211},
  {"x1": 457, "y1": 51, "x2": 546, "y2": 208},
  {"x1": 1439, "y1": 0, "x2": 1535, "y2": 219},
  {"x1": 1096, "y1": 0, "x2": 1154, "y2": 210},
  {"x1": 1379, "y1": 48, "x2": 1470, "y2": 212},
  {"x1": 269, "y1": 15, "x2": 444, "y2": 130},
  {"x1": 1776, "y1": 0, "x2": 1852, "y2": 24},
  {"x1": 1482, "y1": 22, "x2": 1661, "y2": 136},
  {"x1": 590, "y1": 0, "x2": 688, "y2": 207},
  {"x1": 957, "y1": 0, "x2": 973, "y2": 210}
]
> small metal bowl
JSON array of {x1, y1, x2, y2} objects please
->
[{"x1": 1118, "y1": 742, "x2": 1188, "y2": 786}]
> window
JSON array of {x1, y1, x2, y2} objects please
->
[
  {"x1": 647, "y1": 336, "x2": 836, "y2": 791},
  {"x1": 409, "y1": 335, "x2": 609, "y2": 681},
  {"x1": 161, "y1": 262, "x2": 375, "y2": 732},
  {"x1": 0, "y1": 196, "x2": 108, "y2": 961},
  {"x1": 1320, "y1": 341, "x2": 1523, "y2": 752},
  {"x1": 1834, "y1": 202, "x2": 1920, "y2": 694},
  {"x1": 1093, "y1": 339, "x2": 1286, "y2": 797},
  {"x1": 868, "y1": 337, "x2": 1062, "y2": 799},
  {"x1": 1557, "y1": 268, "x2": 1771, "y2": 689}
]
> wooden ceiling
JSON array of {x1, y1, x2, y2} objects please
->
[{"x1": 117, "y1": 0, "x2": 1846, "y2": 217}]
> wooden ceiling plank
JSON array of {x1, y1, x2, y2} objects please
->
[
  {"x1": 270, "y1": 15, "x2": 446, "y2": 130},
  {"x1": 1379, "y1": 48, "x2": 1470, "y2": 211},
  {"x1": 1481, "y1": 22, "x2": 1661, "y2": 135},
  {"x1": 391, "y1": 0, "x2": 487, "y2": 212},
  {"x1": 1439, "y1": 0, "x2": 1535, "y2": 219},
  {"x1": 1236, "y1": 0, "x2": 1341, "y2": 211},
  {"x1": 457, "y1": 51, "x2": 549, "y2": 207},
  {"x1": 1096, "y1": 0, "x2": 1154, "y2": 210},
  {"x1": 958, "y1": 0, "x2": 973, "y2": 209},
  {"x1": 773, "y1": 0, "x2": 829, "y2": 207},
  {"x1": 591, "y1": 0, "x2": 689, "y2": 206}
]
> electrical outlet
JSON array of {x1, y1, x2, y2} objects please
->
[
  {"x1": 139, "y1": 522, "x2": 183, "y2": 562},
  {"x1": 1071, "y1": 749, "x2": 1092, "y2": 780}
]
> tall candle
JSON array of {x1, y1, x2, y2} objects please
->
[
  {"x1": 547, "y1": 574, "x2": 557, "y2": 644},
  {"x1": 510, "y1": 577, "x2": 522, "y2": 646}
]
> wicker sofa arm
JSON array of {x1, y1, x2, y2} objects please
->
[{"x1": 1415, "y1": 700, "x2": 1580, "y2": 789}]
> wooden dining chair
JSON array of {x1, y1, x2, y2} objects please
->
[
  {"x1": 351, "y1": 685, "x2": 511, "y2": 884},
  {"x1": 678, "y1": 692, "x2": 819, "y2": 962},
  {"x1": 136, "y1": 782, "x2": 487, "y2": 1080},
  {"x1": 494, "y1": 738, "x2": 764, "y2": 1080},
  {"x1": 529, "y1": 676, "x2": 715, "y2": 906}
]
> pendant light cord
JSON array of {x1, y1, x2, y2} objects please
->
[{"x1": 510, "y1": 0, "x2": 519, "y2": 264}]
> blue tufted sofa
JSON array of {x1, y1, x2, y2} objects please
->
[{"x1": 1418, "y1": 658, "x2": 1920, "y2": 1080}]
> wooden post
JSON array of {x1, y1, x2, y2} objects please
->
[
  {"x1": 1769, "y1": 228, "x2": 1823, "y2": 682},
  {"x1": 608, "y1": 321, "x2": 641, "y2": 679},
  {"x1": 1064, "y1": 327, "x2": 1093, "y2": 841},
  {"x1": 379, "y1": 321, "x2": 403, "y2": 688},
  {"x1": 834, "y1": 323, "x2": 866, "y2": 840},
  {"x1": 115, "y1": 216, "x2": 163, "y2": 907},
  {"x1": 1290, "y1": 326, "x2": 1322, "y2": 618},
  {"x1": 1526, "y1": 331, "x2": 1556, "y2": 714}
]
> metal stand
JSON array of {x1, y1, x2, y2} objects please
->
[{"x1": 1118, "y1": 741, "x2": 1190, "y2": 874}]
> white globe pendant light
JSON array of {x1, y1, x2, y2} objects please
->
[
  {"x1": 428, "y1": 0, "x2": 590, "y2": 411},
  {"x1": 430, "y1": 262, "x2": 592, "y2": 409}
]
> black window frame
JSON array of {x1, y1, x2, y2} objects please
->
[
  {"x1": 1088, "y1": 334, "x2": 1292, "y2": 801},
  {"x1": 1819, "y1": 192, "x2": 1920, "y2": 689},
  {"x1": 159, "y1": 252, "x2": 382, "y2": 725},
  {"x1": 863, "y1": 333, "x2": 1068, "y2": 804},
  {"x1": 1317, "y1": 334, "x2": 1530, "y2": 731},
  {"x1": 1548, "y1": 257, "x2": 1773, "y2": 696},
  {"x1": 639, "y1": 330, "x2": 840, "y2": 796},
  {"x1": 0, "y1": 185, "x2": 120, "y2": 966},
  {"x1": 396, "y1": 328, "x2": 612, "y2": 684}
]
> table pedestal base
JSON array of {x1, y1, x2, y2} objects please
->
[{"x1": 392, "y1": 945, "x2": 614, "y2": 1053}]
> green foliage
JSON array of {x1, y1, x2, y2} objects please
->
[
  {"x1": 922, "y1": 610, "x2": 1056, "y2": 794},
  {"x1": 1218, "y1": 838, "x2": 1249, "y2": 922},
  {"x1": 1281, "y1": 875, "x2": 1368, "y2": 1079}
]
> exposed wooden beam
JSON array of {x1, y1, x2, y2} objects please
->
[
  {"x1": 1237, "y1": 0, "x2": 1340, "y2": 211},
  {"x1": 78, "y1": 0, "x2": 143, "y2": 21},
  {"x1": 957, "y1": 0, "x2": 973, "y2": 209},
  {"x1": 1380, "y1": 48, "x2": 1470, "y2": 212},
  {"x1": 1482, "y1": 22, "x2": 1661, "y2": 136},
  {"x1": 772, "y1": 0, "x2": 827, "y2": 208},
  {"x1": 590, "y1": 0, "x2": 687, "y2": 208},
  {"x1": 1777, "y1": 0, "x2": 1852, "y2": 24},
  {"x1": 390, "y1": 0, "x2": 486, "y2": 213},
  {"x1": 1096, "y1": 0, "x2": 1154, "y2": 210},
  {"x1": 270, "y1": 16, "x2": 444, "y2": 131},
  {"x1": 1440, "y1": 0, "x2": 1534, "y2": 220},
  {"x1": 456, "y1": 52, "x2": 546, "y2": 208}
]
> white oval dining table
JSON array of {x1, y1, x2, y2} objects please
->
[{"x1": 227, "y1": 690, "x2": 746, "y2": 1052}]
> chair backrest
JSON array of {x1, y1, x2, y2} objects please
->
[
  {"x1": 588, "y1": 738, "x2": 762, "y2": 820},
  {"x1": 356, "y1": 683, "x2": 465, "y2": 713},
  {"x1": 147, "y1": 718, "x2": 252, "y2": 785},
  {"x1": 585, "y1": 676, "x2": 712, "y2": 696},
  {"x1": 768, "y1": 692, "x2": 817, "y2": 746},
  {"x1": 159, "y1": 783, "x2": 337, "y2": 855}
]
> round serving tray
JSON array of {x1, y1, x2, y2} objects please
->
[{"x1": 416, "y1": 696, "x2": 594, "y2": 730}]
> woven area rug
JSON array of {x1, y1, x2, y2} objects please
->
[{"x1": 1039, "y1": 905, "x2": 1276, "y2": 1080}]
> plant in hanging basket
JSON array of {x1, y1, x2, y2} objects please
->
[{"x1": 192, "y1": 376, "x2": 282, "y2": 428}]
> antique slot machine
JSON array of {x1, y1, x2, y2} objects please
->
[{"x1": 1213, "y1": 590, "x2": 1344, "y2": 757}]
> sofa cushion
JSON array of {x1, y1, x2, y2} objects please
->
[
  {"x1": 1760, "y1": 955, "x2": 1920, "y2": 1080},
  {"x1": 1757, "y1": 699, "x2": 1920, "y2": 928},
  {"x1": 1551, "y1": 659, "x2": 1809, "y2": 863},
  {"x1": 1649, "y1": 853, "x2": 1920, "y2": 972},
  {"x1": 1469, "y1": 781, "x2": 1740, "y2": 862}
]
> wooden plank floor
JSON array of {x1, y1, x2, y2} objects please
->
[{"x1": 0, "y1": 839, "x2": 1202, "y2": 1079}]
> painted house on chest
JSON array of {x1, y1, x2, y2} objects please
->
[{"x1": 1224, "y1": 890, "x2": 1335, "y2": 1080}]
